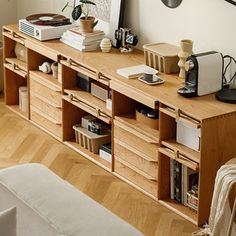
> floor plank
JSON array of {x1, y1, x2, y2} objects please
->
[{"x1": 0, "y1": 98, "x2": 198, "y2": 235}]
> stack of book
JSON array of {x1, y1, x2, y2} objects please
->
[
  {"x1": 170, "y1": 159, "x2": 199, "y2": 211},
  {"x1": 60, "y1": 27, "x2": 105, "y2": 52}
]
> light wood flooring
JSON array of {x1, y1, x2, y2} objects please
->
[{"x1": 0, "y1": 98, "x2": 198, "y2": 236}]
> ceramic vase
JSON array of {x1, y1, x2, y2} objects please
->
[
  {"x1": 178, "y1": 39, "x2": 193, "y2": 79},
  {"x1": 100, "y1": 38, "x2": 112, "y2": 53}
]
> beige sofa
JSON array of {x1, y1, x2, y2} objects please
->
[{"x1": 0, "y1": 164, "x2": 143, "y2": 236}]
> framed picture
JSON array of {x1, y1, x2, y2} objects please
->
[
  {"x1": 88, "y1": 0, "x2": 125, "y2": 47},
  {"x1": 225, "y1": 0, "x2": 236, "y2": 6}
]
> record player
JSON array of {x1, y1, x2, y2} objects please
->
[{"x1": 19, "y1": 13, "x2": 73, "y2": 41}]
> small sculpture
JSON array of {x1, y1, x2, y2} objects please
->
[
  {"x1": 51, "y1": 62, "x2": 58, "y2": 78},
  {"x1": 178, "y1": 39, "x2": 193, "y2": 79},
  {"x1": 39, "y1": 62, "x2": 52, "y2": 74},
  {"x1": 100, "y1": 38, "x2": 112, "y2": 53}
]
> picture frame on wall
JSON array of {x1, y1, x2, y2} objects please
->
[
  {"x1": 88, "y1": 0, "x2": 125, "y2": 47},
  {"x1": 225, "y1": 0, "x2": 236, "y2": 6}
]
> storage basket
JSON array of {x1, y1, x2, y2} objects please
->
[
  {"x1": 73, "y1": 124, "x2": 111, "y2": 154},
  {"x1": 143, "y1": 43, "x2": 180, "y2": 74}
]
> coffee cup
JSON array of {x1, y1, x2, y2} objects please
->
[{"x1": 143, "y1": 72, "x2": 154, "y2": 82}]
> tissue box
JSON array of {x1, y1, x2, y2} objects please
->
[{"x1": 176, "y1": 120, "x2": 201, "y2": 151}]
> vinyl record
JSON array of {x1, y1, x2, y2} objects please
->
[{"x1": 26, "y1": 13, "x2": 68, "y2": 26}]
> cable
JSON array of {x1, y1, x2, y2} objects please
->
[{"x1": 223, "y1": 55, "x2": 236, "y2": 87}]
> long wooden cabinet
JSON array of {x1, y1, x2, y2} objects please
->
[{"x1": 3, "y1": 24, "x2": 236, "y2": 226}]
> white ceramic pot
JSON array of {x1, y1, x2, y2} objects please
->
[{"x1": 100, "y1": 38, "x2": 112, "y2": 53}]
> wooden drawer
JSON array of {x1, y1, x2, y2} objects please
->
[
  {"x1": 115, "y1": 159, "x2": 158, "y2": 197},
  {"x1": 30, "y1": 93, "x2": 62, "y2": 124},
  {"x1": 31, "y1": 106, "x2": 62, "y2": 138},
  {"x1": 30, "y1": 78, "x2": 62, "y2": 107},
  {"x1": 114, "y1": 124, "x2": 158, "y2": 161},
  {"x1": 114, "y1": 140, "x2": 158, "y2": 179}
]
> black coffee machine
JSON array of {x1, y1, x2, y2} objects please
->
[{"x1": 178, "y1": 51, "x2": 223, "y2": 97}]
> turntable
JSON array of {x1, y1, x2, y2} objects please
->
[{"x1": 19, "y1": 13, "x2": 73, "y2": 41}]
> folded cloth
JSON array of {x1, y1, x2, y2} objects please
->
[{"x1": 192, "y1": 163, "x2": 236, "y2": 236}]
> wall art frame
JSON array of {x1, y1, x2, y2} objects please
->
[{"x1": 88, "y1": 0, "x2": 125, "y2": 47}]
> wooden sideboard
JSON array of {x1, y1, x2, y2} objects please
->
[{"x1": 3, "y1": 24, "x2": 236, "y2": 226}]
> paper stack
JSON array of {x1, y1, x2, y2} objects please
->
[{"x1": 60, "y1": 26, "x2": 105, "y2": 52}]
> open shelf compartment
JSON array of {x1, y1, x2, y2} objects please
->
[{"x1": 63, "y1": 99, "x2": 112, "y2": 171}]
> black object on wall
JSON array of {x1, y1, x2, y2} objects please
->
[
  {"x1": 225, "y1": 0, "x2": 236, "y2": 6},
  {"x1": 161, "y1": 0, "x2": 182, "y2": 8}
]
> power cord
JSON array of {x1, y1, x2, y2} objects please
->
[{"x1": 222, "y1": 55, "x2": 236, "y2": 87}]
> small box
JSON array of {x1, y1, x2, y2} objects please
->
[
  {"x1": 73, "y1": 124, "x2": 111, "y2": 154},
  {"x1": 99, "y1": 143, "x2": 112, "y2": 163},
  {"x1": 187, "y1": 191, "x2": 198, "y2": 211},
  {"x1": 143, "y1": 43, "x2": 180, "y2": 74},
  {"x1": 76, "y1": 72, "x2": 91, "y2": 92},
  {"x1": 176, "y1": 120, "x2": 201, "y2": 151},
  {"x1": 81, "y1": 115, "x2": 96, "y2": 129},
  {"x1": 91, "y1": 81, "x2": 109, "y2": 102},
  {"x1": 106, "y1": 98, "x2": 112, "y2": 111}
]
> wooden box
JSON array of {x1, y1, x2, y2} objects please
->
[
  {"x1": 143, "y1": 43, "x2": 180, "y2": 74},
  {"x1": 91, "y1": 81, "x2": 109, "y2": 102},
  {"x1": 73, "y1": 124, "x2": 111, "y2": 154}
]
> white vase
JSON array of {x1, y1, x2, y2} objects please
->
[{"x1": 100, "y1": 38, "x2": 112, "y2": 53}]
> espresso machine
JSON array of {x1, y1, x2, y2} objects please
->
[{"x1": 178, "y1": 51, "x2": 223, "y2": 97}]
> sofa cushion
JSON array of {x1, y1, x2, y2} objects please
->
[
  {"x1": 0, "y1": 163, "x2": 143, "y2": 236},
  {"x1": 0, "y1": 206, "x2": 16, "y2": 236}
]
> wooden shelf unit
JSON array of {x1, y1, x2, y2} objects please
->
[{"x1": 3, "y1": 24, "x2": 236, "y2": 226}]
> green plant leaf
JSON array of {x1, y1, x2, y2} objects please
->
[
  {"x1": 72, "y1": 5, "x2": 82, "y2": 20},
  {"x1": 80, "y1": 0, "x2": 96, "y2": 5},
  {"x1": 92, "y1": 20, "x2": 98, "y2": 29}
]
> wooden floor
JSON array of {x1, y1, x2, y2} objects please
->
[{"x1": 0, "y1": 97, "x2": 198, "y2": 236}]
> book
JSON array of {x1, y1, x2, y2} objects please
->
[
  {"x1": 174, "y1": 161, "x2": 182, "y2": 202},
  {"x1": 170, "y1": 159, "x2": 175, "y2": 200},
  {"x1": 69, "y1": 26, "x2": 105, "y2": 37},
  {"x1": 116, "y1": 64, "x2": 158, "y2": 79},
  {"x1": 63, "y1": 30, "x2": 105, "y2": 43},
  {"x1": 61, "y1": 33, "x2": 102, "y2": 46},
  {"x1": 67, "y1": 28, "x2": 105, "y2": 41},
  {"x1": 60, "y1": 38, "x2": 98, "y2": 52}
]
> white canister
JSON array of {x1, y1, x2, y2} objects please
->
[
  {"x1": 100, "y1": 38, "x2": 112, "y2": 53},
  {"x1": 14, "y1": 42, "x2": 27, "y2": 62},
  {"x1": 19, "y1": 86, "x2": 28, "y2": 113}
]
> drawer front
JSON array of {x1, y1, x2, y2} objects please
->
[
  {"x1": 115, "y1": 159, "x2": 157, "y2": 197},
  {"x1": 30, "y1": 93, "x2": 62, "y2": 123},
  {"x1": 114, "y1": 124, "x2": 158, "y2": 161},
  {"x1": 31, "y1": 106, "x2": 62, "y2": 138},
  {"x1": 114, "y1": 141, "x2": 158, "y2": 179},
  {"x1": 30, "y1": 79, "x2": 62, "y2": 107}
]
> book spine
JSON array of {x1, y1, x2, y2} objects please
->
[
  {"x1": 175, "y1": 161, "x2": 182, "y2": 203},
  {"x1": 170, "y1": 159, "x2": 174, "y2": 200}
]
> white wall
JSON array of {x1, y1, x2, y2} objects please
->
[
  {"x1": 16, "y1": 0, "x2": 236, "y2": 58},
  {"x1": 0, "y1": 0, "x2": 17, "y2": 40},
  {"x1": 124, "y1": 0, "x2": 236, "y2": 58},
  {"x1": 17, "y1": 0, "x2": 74, "y2": 20}
]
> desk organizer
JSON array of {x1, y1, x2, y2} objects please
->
[
  {"x1": 143, "y1": 43, "x2": 180, "y2": 74},
  {"x1": 73, "y1": 124, "x2": 111, "y2": 154}
]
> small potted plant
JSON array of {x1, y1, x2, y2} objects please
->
[{"x1": 62, "y1": 0, "x2": 98, "y2": 33}]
